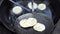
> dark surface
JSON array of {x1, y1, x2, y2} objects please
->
[
  {"x1": 0, "y1": 0, "x2": 3, "y2": 5},
  {"x1": 0, "y1": 22, "x2": 15, "y2": 34},
  {"x1": 49, "y1": 0, "x2": 60, "y2": 24},
  {"x1": 0, "y1": 0, "x2": 14, "y2": 34},
  {"x1": 52, "y1": 20, "x2": 60, "y2": 34}
]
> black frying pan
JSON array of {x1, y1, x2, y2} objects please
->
[{"x1": 0, "y1": 0, "x2": 54, "y2": 34}]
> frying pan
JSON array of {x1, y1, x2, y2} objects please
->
[{"x1": 0, "y1": 0, "x2": 54, "y2": 34}]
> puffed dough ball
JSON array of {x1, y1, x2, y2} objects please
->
[
  {"x1": 27, "y1": 18, "x2": 37, "y2": 26},
  {"x1": 19, "y1": 18, "x2": 37, "y2": 28},
  {"x1": 38, "y1": 3, "x2": 46, "y2": 10},
  {"x1": 33, "y1": 23, "x2": 45, "y2": 32},
  {"x1": 28, "y1": 2, "x2": 37, "y2": 9},
  {"x1": 19, "y1": 19, "x2": 29, "y2": 28},
  {"x1": 12, "y1": 6, "x2": 22, "y2": 14}
]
